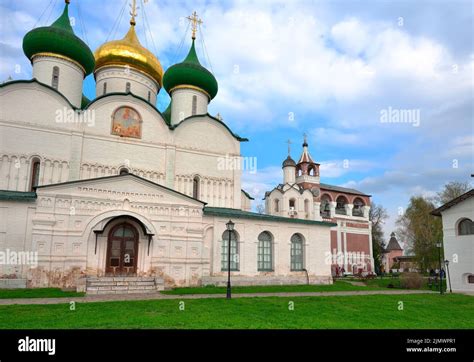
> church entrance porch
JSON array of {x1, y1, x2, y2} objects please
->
[{"x1": 106, "y1": 222, "x2": 139, "y2": 276}]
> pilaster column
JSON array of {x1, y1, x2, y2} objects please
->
[
  {"x1": 363, "y1": 206, "x2": 371, "y2": 219},
  {"x1": 345, "y1": 204, "x2": 353, "y2": 216},
  {"x1": 313, "y1": 202, "x2": 322, "y2": 221},
  {"x1": 329, "y1": 202, "x2": 337, "y2": 218}
]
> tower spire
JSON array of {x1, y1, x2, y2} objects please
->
[{"x1": 187, "y1": 11, "x2": 203, "y2": 40}]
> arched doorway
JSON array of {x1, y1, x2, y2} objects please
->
[{"x1": 106, "y1": 222, "x2": 139, "y2": 275}]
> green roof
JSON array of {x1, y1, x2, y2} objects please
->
[
  {"x1": 241, "y1": 189, "x2": 255, "y2": 200},
  {"x1": 22, "y1": 3, "x2": 95, "y2": 75},
  {"x1": 81, "y1": 94, "x2": 91, "y2": 108},
  {"x1": 163, "y1": 39, "x2": 218, "y2": 99},
  {"x1": 0, "y1": 190, "x2": 37, "y2": 202},
  {"x1": 203, "y1": 207, "x2": 336, "y2": 227}
]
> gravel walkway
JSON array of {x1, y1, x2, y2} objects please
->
[{"x1": 0, "y1": 289, "x2": 437, "y2": 306}]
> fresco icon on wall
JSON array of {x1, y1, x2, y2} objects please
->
[{"x1": 111, "y1": 106, "x2": 142, "y2": 138}]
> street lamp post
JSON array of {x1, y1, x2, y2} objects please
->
[
  {"x1": 226, "y1": 220, "x2": 235, "y2": 299},
  {"x1": 436, "y1": 242, "x2": 443, "y2": 295},
  {"x1": 445, "y1": 259, "x2": 452, "y2": 293}
]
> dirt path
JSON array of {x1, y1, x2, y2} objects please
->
[{"x1": 0, "y1": 289, "x2": 438, "y2": 306}]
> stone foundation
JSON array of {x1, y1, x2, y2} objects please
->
[
  {"x1": 0, "y1": 278, "x2": 27, "y2": 289},
  {"x1": 202, "y1": 274, "x2": 333, "y2": 287}
]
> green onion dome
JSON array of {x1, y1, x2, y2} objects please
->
[
  {"x1": 163, "y1": 40, "x2": 218, "y2": 100},
  {"x1": 22, "y1": 3, "x2": 95, "y2": 76}
]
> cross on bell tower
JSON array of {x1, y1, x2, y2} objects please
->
[{"x1": 286, "y1": 139, "x2": 292, "y2": 156}]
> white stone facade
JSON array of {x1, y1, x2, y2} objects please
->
[
  {"x1": 170, "y1": 87, "x2": 209, "y2": 125},
  {"x1": 32, "y1": 54, "x2": 85, "y2": 108},
  {"x1": 436, "y1": 195, "x2": 474, "y2": 293},
  {"x1": 95, "y1": 65, "x2": 159, "y2": 106},
  {"x1": 0, "y1": 76, "x2": 336, "y2": 289}
]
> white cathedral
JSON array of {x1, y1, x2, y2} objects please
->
[{"x1": 0, "y1": 1, "x2": 374, "y2": 293}]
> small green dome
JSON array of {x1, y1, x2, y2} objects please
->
[
  {"x1": 163, "y1": 40, "x2": 218, "y2": 100},
  {"x1": 22, "y1": 3, "x2": 95, "y2": 76}
]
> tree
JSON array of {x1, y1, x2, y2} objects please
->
[
  {"x1": 369, "y1": 203, "x2": 388, "y2": 273},
  {"x1": 435, "y1": 181, "x2": 471, "y2": 205},
  {"x1": 396, "y1": 196, "x2": 443, "y2": 273}
]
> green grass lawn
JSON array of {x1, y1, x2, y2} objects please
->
[
  {"x1": 0, "y1": 288, "x2": 85, "y2": 299},
  {"x1": 0, "y1": 294, "x2": 472, "y2": 329},
  {"x1": 162, "y1": 280, "x2": 382, "y2": 295}
]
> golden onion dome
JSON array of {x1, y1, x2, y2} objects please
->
[{"x1": 94, "y1": 24, "x2": 163, "y2": 87}]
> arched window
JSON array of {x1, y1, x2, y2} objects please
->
[
  {"x1": 258, "y1": 231, "x2": 273, "y2": 271},
  {"x1": 308, "y1": 166, "x2": 316, "y2": 176},
  {"x1": 51, "y1": 66, "x2": 59, "y2": 89},
  {"x1": 193, "y1": 176, "x2": 200, "y2": 199},
  {"x1": 352, "y1": 197, "x2": 365, "y2": 216},
  {"x1": 336, "y1": 196, "x2": 348, "y2": 215},
  {"x1": 125, "y1": 82, "x2": 131, "y2": 93},
  {"x1": 274, "y1": 199, "x2": 280, "y2": 212},
  {"x1": 458, "y1": 218, "x2": 474, "y2": 235},
  {"x1": 30, "y1": 158, "x2": 41, "y2": 191},
  {"x1": 320, "y1": 195, "x2": 331, "y2": 218},
  {"x1": 192, "y1": 95, "x2": 197, "y2": 115},
  {"x1": 289, "y1": 198, "x2": 296, "y2": 208},
  {"x1": 103, "y1": 82, "x2": 107, "y2": 95},
  {"x1": 221, "y1": 230, "x2": 239, "y2": 271},
  {"x1": 119, "y1": 168, "x2": 129, "y2": 175},
  {"x1": 468, "y1": 275, "x2": 474, "y2": 284},
  {"x1": 291, "y1": 233, "x2": 304, "y2": 271}
]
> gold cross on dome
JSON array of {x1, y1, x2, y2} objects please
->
[
  {"x1": 187, "y1": 11, "x2": 203, "y2": 40},
  {"x1": 129, "y1": 0, "x2": 140, "y2": 25},
  {"x1": 286, "y1": 139, "x2": 292, "y2": 156}
]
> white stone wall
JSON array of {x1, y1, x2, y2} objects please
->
[
  {"x1": 241, "y1": 191, "x2": 252, "y2": 211},
  {"x1": 440, "y1": 197, "x2": 474, "y2": 292},
  {"x1": 32, "y1": 55, "x2": 84, "y2": 108},
  {"x1": 203, "y1": 215, "x2": 332, "y2": 285},
  {"x1": 0, "y1": 154, "x2": 69, "y2": 191},
  {"x1": 0, "y1": 85, "x2": 242, "y2": 208},
  {"x1": 170, "y1": 88, "x2": 209, "y2": 125},
  {"x1": 283, "y1": 165, "x2": 296, "y2": 184},
  {"x1": 95, "y1": 66, "x2": 159, "y2": 106},
  {"x1": 0, "y1": 176, "x2": 209, "y2": 288},
  {"x1": 0, "y1": 201, "x2": 36, "y2": 278},
  {"x1": 0, "y1": 175, "x2": 334, "y2": 288}
]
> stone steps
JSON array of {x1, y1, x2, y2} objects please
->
[{"x1": 86, "y1": 277, "x2": 164, "y2": 295}]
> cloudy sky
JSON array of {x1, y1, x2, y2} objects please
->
[{"x1": 1, "y1": 0, "x2": 472, "y2": 241}]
